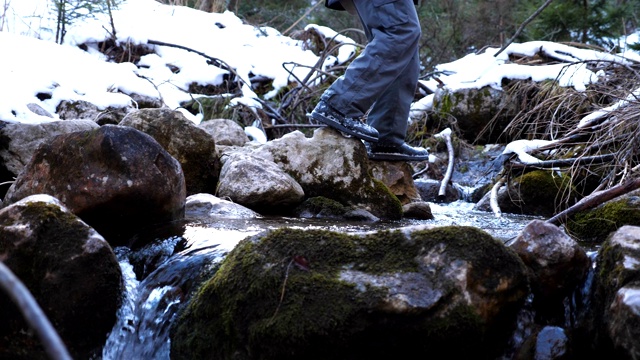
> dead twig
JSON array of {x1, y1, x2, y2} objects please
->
[
  {"x1": 434, "y1": 128, "x2": 454, "y2": 200},
  {"x1": 490, "y1": 176, "x2": 506, "y2": 218},
  {"x1": 494, "y1": 0, "x2": 556, "y2": 57}
]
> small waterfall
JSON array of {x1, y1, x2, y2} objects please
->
[{"x1": 101, "y1": 227, "x2": 257, "y2": 360}]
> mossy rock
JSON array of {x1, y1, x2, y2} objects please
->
[
  {"x1": 430, "y1": 86, "x2": 518, "y2": 144},
  {"x1": 579, "y1": 226, "x2": 640, "y2": 358},
  {"x1": 500, "y1": 170, "x2": 576, "y2": 217},
  {"x1": 0, "y1": 196, "x2": 122, "y2": 359},
  {"x1": 565, "y1": 193, "x2": 640, "y2": 243},
  {"x1": 171, "y1": 226, "x2": 528, "y2": 359}
]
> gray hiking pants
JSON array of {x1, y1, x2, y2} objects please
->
[{"x1": 322, "y1": 0, "x2": 421, "y2": 145}]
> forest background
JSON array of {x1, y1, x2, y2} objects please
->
[{"x1": 163, "y1": 0, "x2": 640, "y2": 72}]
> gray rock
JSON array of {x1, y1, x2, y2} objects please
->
[
  {"x1": 253, "y1": 127, "x2": 402, "y2": 220},
  {"x1": 591, "y1": 225, "x2": 640, "y2": 359},
  {"x1": 0, "y1": 119, "x2": 99, "y2": 183},
  {"x1": 199, "y1": 118, "x2": 249, "y2": 146},
  {"x1": 217, "y1": 152, "x2": 304, "y2": 213},
  {"x1": 57, "y1": 99, "x2": 131, "y2": 125},
  {"x1": 508, "y1": 219, "x2": 590, "y2": 301},
  {"x1": 185, "y1": 193, "x2": 261, "y2": 220}
]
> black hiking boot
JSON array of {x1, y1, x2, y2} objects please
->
[
  {"x1": 309, "y1": 100, "x2": 379, "y2": 142},
  {"x1": 366, "y1": 142, "x2": 430, "y2": 161}
]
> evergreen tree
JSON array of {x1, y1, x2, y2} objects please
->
[{"x1": 516, "y1": 0, "x2": 639, "y2": 50}]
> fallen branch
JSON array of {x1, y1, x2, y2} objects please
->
[
  {"x1": 0, "y1": 261, "x2": 72, "y2": 360},
  {"x1": 434, "y1": 128, "x2": 454, "y2": 200},
  {"x1": 547, "y1": 176, "x2": 640, "y2": 225},
  {"x1": 507, "y1": 153, "x2": 616, "y2": 170},
  {"x1": 490, "y1": 176, "x2": 506, "y2": 218}
]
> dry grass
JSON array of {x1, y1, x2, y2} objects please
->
[{"x1": 495, "y1": 58, "x2": 640, "y2": 204}]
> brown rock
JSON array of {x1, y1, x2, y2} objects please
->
[{"x1": 3, "y1": 125, "x2": 186, "y2": 246}]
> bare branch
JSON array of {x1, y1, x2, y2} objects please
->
[
  {"x1": 494, "y1": 0, "x2": 555, "y2": 57},
  {"x1": 0, "y1": 261, "x2": 72, "y2": 360}
]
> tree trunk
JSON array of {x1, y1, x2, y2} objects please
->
[{"x1": 198, "y1": 0, "x2": 227, "y2": 12}]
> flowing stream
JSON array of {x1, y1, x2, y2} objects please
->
[{"x1": 100, "y1": 201, "x2": 550, "y2": 359}]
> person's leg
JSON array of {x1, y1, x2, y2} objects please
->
[
  {"x1": 323, "y1": 0, "x2": 421, "y2": 120},
  {"x1": 367, "y1": 47, "x2": 419, "y2": 146}
]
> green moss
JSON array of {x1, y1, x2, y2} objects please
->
[
  {"x1": 438, "y1": 92, "x2": 454, "y2": 116},
  {"x1": 276, "y1": 144, "x2": 402, "y2": 220},
  {"x1": 0, "y1": 201, "x2": 122, "y2": 359},
  {"x1": 293, "y1": 196, "x2": 349, "y2": 217},
  {"x1": 567, "y1": 197, "x2": 640, "y2": 243},
  {"x1": 172, "y1": 226, "x2": 528, "y2": 359},
  {"x1": 503, "y1": 170, "x2": 576, "y2": 217},
  {"x1": 171, "y1": 228, "x2": 424, "y2": 359},
  {"x1": 411, "y1": 226, "x2": 527, "y2": 290}
]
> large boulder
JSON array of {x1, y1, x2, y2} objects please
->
[
  {"x1": 120, "y1": 108, "x2": 220, "y2": 195},
  {"x1": 0, "y1": 195, "x2": 122, "y2": 359},
  {"x1": 0, "y1": 119, "x2": 99, "y2": 198},
  {"x1": 2, "y1": 125, "x2": 186, "y2": 246},
  {"x1": 252, "y1": 127, "x2": 403, "y2": 220},
  {"x1": 171, "y1": 225, "x2": 529, "y2": 359}
]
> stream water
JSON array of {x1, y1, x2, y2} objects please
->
[{"x1": 99, "y1": 201, "x2": 565, "y2": 359}]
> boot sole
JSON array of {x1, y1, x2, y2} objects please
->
[
  {"x1": 308, "y1": 112, "x2": 379, "y2": 143},
  {"x1": 368, "y1": 152, "x2": 430, "y2": 161}
]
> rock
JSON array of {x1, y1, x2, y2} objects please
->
[
  {"x1": 508, "y1": 220, "x2": 590, "y2": 322},
  {"x1": 198, "y1": 118, "x2": 249, "y2": 146},
  {"x1": 564, "y1": 189, "x2": 640, "y2": 243},
  {"x1": 26, "y1": 103, "x2": 53, "y2": 117},
  {"x1": 0, "y1": 119, "x2": 99, "y2": 198},
  {"x1": 402, "y1": 201, "x2": 434, "y2": 220},
  {"x1": 217, "y1": 152, "x2": 304, "y2": 213},
  {"x1": 185, "y1": 193, "x2": 261, "y2": 220},
  {"x1": 171, "y1": 226, "x2": 529, "y2": 359},
  {"x1": 587, "y1": 225, "x2": 640, "y2": 359},
  {"x1": 475, "y1": 170, "x2": 576, "y2": 217},
  {"x1": 3, "y1": 125, "x2": 186, "y2": 246},
  {"x1": 368, "y1": 161, "x2": 422, "y2": 204},
  {"x1": 514, "y1": 326, "x2": 572, "y2": 360},
  {"x1": 414, "y1": 178, "x2": 462, "y2": 203},
  {"x1": 430, "y1": 86, "x2": 518, "y2": 143},
  {"x1": 120, "y1": 108, "x2": 220, "y2": 195},
  {"x1": 129, "y1": 93, "x2": 164, "y2": 109},
  {"x1": 0, "y1": 194, "x2": 122, "y2": 359},
  {"x1": 253, "y1": 127, "x2": 403, "y2": 220},
  {"x1": 293, "y1": 196, "x2": 379, "y2": 221},
  {"x1": 57, "y1": 99, "x2": 131, "y2": 125}
]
